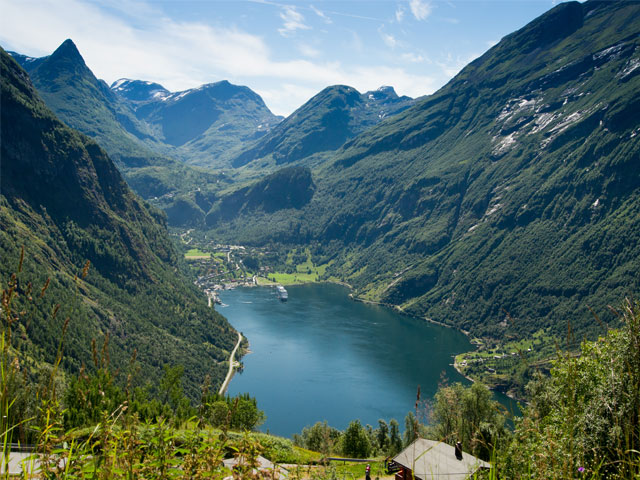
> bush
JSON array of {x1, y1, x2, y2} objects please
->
[{"x1": 501, "y1": 299, "x2": 640, "y2": 478}]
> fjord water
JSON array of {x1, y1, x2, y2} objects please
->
[{"x1": 221, "y1": 283, "x2": 495, "y2": 437}]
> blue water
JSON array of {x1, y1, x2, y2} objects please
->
[{"x1": 220, "y1": 283, "x2": 513, "y2": 438}]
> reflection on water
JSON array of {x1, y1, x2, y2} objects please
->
[{"x1": 221, "y1": 283, "x2": 516, "y2": 438}]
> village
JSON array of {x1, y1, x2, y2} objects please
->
[{"x1": 182, "y1": 239, "x2": 278, "y2": 305}]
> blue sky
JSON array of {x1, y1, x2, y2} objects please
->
[{"x1": 1, "y1": 0, "x2": 564, "y2": 116}]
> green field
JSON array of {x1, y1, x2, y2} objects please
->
[
  {"x1": 263, "y1": 251, "x2": 333, "y2": 285},
  {"x1": 184, "y1": 248, "x2": 211, "y2": 259}
]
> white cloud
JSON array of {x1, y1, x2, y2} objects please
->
[
  {"x1": 298, "y1": 43, "x2": 321, "y2": 58},
  {"x1": 410, "y1": 0, "x2": 432, "y2": 21},
  {"x1": 348, "y1": 30, "x2": 364, "y2": 53},
  {"x1": 436, "y1": 52, "x2": 479, "y2": 77},
  {"x1": 381, "y1": 32, "x2": 398, "y2": 48},
  {"x1": 278, "y1": 6, "x2": 311, "y2": 37},
  {"x1": 258, "y1": 83, "x2": 320, "y2": 115},
  {"x1": 310, "y1": 5, "x2": 332, "y2": 24},
  {"x1": 401, "y1": 52, "x2": 426, "y2": 63},
  {"x1": 344, "y1": 65, "x2": 436, "y2": 100},
  {"x1": 395, "y1": 6, "x2": 405, "y2": 22}
]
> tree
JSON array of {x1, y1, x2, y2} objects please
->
[
  {"x1": 376, "y1": 419, "x2": 389, "y2": 453},
  {"x1": 208, "y1": 401, "x2": 230, "y2": 427},
  {"x1": 159, "y1": 365, "x2": 194, "y2": 423},
  {"x1": 388, "y1": 419, "x2": 403, "y2": 456},
  {"x1": 64, "y1": 368, "x2": 124, "y2": 429},
  {"x1": 429, "y1": 382, "x2": 506, "y2": 460},
  {"x1": 242, "y1": 256, "x2": 260, "y2": 271},
  {"x1": 342, "y1": 420, "x2": 371, "y2": 458},
  {"x1": 403, "y1": 411, "x2": 418, "y2": 447},
  {"x1": 296, "y1": 421, "x2": 341, "y2": 455},
  {"x1": 230, "y1": 394, "x2": 266, "y2": 431}
]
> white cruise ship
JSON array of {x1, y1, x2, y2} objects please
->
[{"x1": 276, "y1": 285, "x2": 288, "y2": 302}]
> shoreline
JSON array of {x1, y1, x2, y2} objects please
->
[
  {"x1": 452, "y1": 358, "x2": 479, "y2": 384},
  {"x1": 218, "y1": 278, "x2": 500, "y2": 398}
]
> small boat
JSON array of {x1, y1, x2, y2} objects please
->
[{"x1": 276, "y1": 285, "x2": 288, "y2": 302}]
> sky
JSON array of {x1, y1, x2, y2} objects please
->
[{"x1": 1, "y1": 0, "x2": 566, "y2": 116}]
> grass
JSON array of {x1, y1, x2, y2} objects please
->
[
  {"x1": 268, "y1": 271, "x2": 320, "y2": 285},
  {"x1": 184, "y1": 248, "x2": 211, "y2": 259},
  {"x1": 260, "y1": 250, "x2": 333, "y2": 286},
  {"x1": 328, "y1": 459, "x2": 389, "y2": 479}
]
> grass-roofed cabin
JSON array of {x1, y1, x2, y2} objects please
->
[{"x1": 392, "y1": 438, "x2": 490, "y2": 480}]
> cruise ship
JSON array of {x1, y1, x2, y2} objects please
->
[{"x1": 276, "y1": 285, "x2": 288, "y2": 302}]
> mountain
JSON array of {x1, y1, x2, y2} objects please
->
[
  {"x1": 9, "y1": 40, "x2": 228, "y2": 226},
  {"x1": 111, "y1": 79, "x2": 282, "y2": 168},
  {"x1": 111, "y1": 78, "x2": 170, "y2": 102},
  {"x1": 208, "y1": 0, "x2": 640, "y2": 342},
  {"x1": 205, "y1": 166, "x2": 315, "y2": 227},
  {"x1": 231, "y1": 85, "x2": 414, "y2": 169},
  {"x1": 0, "y1": 47, "x2": 237, "y2": 398},
  {"x1": 11, "y1": 39, "x2": 159, "y2": 168}
]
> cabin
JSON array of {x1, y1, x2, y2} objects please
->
[{"x1": 392, "y1": 438, "x2": 490, "y2": 480}]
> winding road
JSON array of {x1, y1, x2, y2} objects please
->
[{"x1": 219, "y1": 331, "x2": 243, "y2": 395}]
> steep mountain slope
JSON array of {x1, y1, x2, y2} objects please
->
[
  {"x1": 12, "y1": 39, "x2": 159, "y2": 168},
  {"x1": 205, "y1": 166, "x2": 315, "y2": 227},
  {"x1": 231, "y1": 85, "x2": 414, "y2": 169},
  {"x1": 0, "y1": 48, "x2": 237, "y2": 398},
  {"x1": 9, "y1": 40, "x2": 228, "y2": 226},
  {"x1": 209, "y1": 0, "x2": 640, "y2": 340},
  {"x1": 112, "y1": 79, "x2": 282, "y2": 168}
]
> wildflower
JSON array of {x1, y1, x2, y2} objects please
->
[{"x1": 578, "y1": 466, "x2": 585, "y2": 473}]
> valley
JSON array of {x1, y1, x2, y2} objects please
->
[
  {"x1": 1, "y1": 0, "x2": 640, "y2": 476},
  {"x1": 9, "y1": 0, "x2": 638, "y2": 395}
]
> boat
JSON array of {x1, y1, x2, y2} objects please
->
[{"x1": 276, "y1": 285, "x2": 288, "y2": 302}]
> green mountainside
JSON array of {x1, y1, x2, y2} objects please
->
[
  {"x1": 12, "y1": 40, "x2": 160, "y2": 169},
  {"x1": 112, "y1": 79, "x2": 282, "y2": 169},
  {"x1": 231, "y1": 85, "x2": 414, "y2": 169},
  {"x1": 0, "y1": 48, "x2": 237, "y2": 398},
  {"x1": 207, "y1": 0, "x2": 640, "y2": 342},
  {"x1": 205, "y1": 166, "x2": 315, "y2": 228},
  {"x1": 8, "y1": 40, "x2": 228, "y2": 226}
]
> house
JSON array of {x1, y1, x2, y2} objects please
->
[{"x1": 392, "y1": 438, "x2": 490, "y2": 480}]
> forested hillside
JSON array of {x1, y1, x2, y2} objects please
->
[
  {"x1": 0, "y1": 48, "x2": 237, "y2": 398},
  {"x1": 9, "y1": 40, "x2": 230, "y2": 226},
  {"x1": 207, "y1": 0, "x2": 640, "y2": 341}
]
